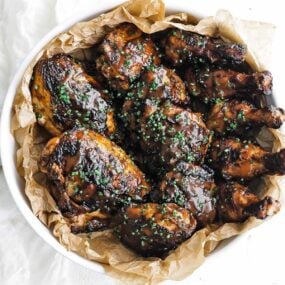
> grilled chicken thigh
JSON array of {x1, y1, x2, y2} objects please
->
[
  {"x1": 217, "y1": 182, "x2": 280, "y2": 222},
  {"x1": 96, "y1": 23, "x2": 160, "y2": 92},
  {"x1": 206, "y1": 99, "x2": 285, "y2": 134},
  {"x1": 161, "y1": 29, "x2": 246, "y2": 66},
  {"x1": 120, "y1": 65, "x2": 188, "y2": 146},
  {"x1": 113, "y1": 203, "x2": 197, "y2": 257},
  {"x1": 120, "y1": 98, "x2": 212, "y2": 170},
  {"x1": 185, "y1": 68, "x2": 272, "y2": 102},
  {"x1": 155, "y1": 162, "x2": 216, "y2": 227},
  {"x1": 40, "y1": 129, "x2": 151, "y2": 233},
  {"x1": 209, "y1": 138, "x2": 285, "y2": 180},
  {"x1": 31, "y1": 53, "x2": 115, "y2": 136},
  {"x1": 139, "y1": 101, "x2": 211, "y2": 167},
  {"x1": 130, "y1": 65, "x2": 188, "y2": 105}
]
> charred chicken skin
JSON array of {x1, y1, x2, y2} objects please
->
[
  {"x1": 40, "y1": 129, "x2": 151, "y2": 233},
  {"x1": 206, "y1": 99, "x2": 285, "y2": 134},
  {"x1": 217, "y1": 181, "x2": 280, "y2": 223},
  {"x1": 155, "y1": 162, "x2": 216, "y2": 227},
  {"x1": 162, "y1": 29, "x2": 246, "y2": 66},
  {"x1": 209, "y1": 138, "x2": 285, "y2": 180},
  {"x1": 31, "y1": 53, "x2": 115, "y2": 136},
  {"x1": 185, "y1": 68, "x2": 272, "y2": 102},
  {"x1": 113, "y1": 203, "x2": 197, "y2": 257},
  {"x1": 132, "y1": 65, "x2": 188, "y2": 105},
  {"x1": 139, "y1": 101, "x2": 211, "y2": 167},
  {"x1": 96, "y1": 23, "x2": 160, "y2": 92},
  {"x1": 120, "y1": 65, "x2": 188, "y2": 146},
  {"x1": 120, "y1": 99, "x2": 211, "y2": 169}
]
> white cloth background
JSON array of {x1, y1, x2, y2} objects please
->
[{"x1": 0, "y1": 1, "x2": 285, "y2": 284}]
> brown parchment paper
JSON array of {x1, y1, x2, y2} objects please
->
[{"x1": 12, "y1": 0, "x2": 285, "y2": 284}]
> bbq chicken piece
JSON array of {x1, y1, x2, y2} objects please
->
[
  {"x1": 185, "y1": 68, "x2": 272, "y2": 103},
  {"x1": 139, "y1": 100, "x2": 212, "y2": 168},
  {"x1": 206, "y1": 99, "x2": 285, "y2": 134},
  {"x1": 162, "y1": 29, "x2": 246, "y2": 66},
  {"x1": 31, "y1": 53, "x2": 115, "y2": 136},
  {"x1": 96, "y1": 23, "x2": 160, "y2": 92},
  {"x1": 217, "y1": 182, "x2": 280, "y2": 223},
  {"x1": 113, "y1": 203, "x2": 197, "y2": 257},
  {"x1": 129, "y1": 65, "x2": 188, "y2": 105},
  {"x1": 119, "y1": 65, "x2": 188, "y2": 146},
  {"x1": 40, "y1": 129, "x2": 151, "y2": 233},
  {"x1": 209, "y1": 138, "x2": 285, "y2": 180},
  {"x1": 155, "y1": 162, "x2": 216, "y2": 227}
]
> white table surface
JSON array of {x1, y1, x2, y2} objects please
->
[{"x1": 1, "y1": 1, "x2": 285, "y2": 284}]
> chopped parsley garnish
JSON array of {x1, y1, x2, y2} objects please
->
[
  {"x1": 58, "y1": 85, "x2": 71, "y2": 104},
  {"x1": 149, "y1": 81, "x2": 159, "y2": 91}
]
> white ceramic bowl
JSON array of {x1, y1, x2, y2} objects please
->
[{"x1": 1, "y1": 0, "x2": 283, "y2": 276}]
